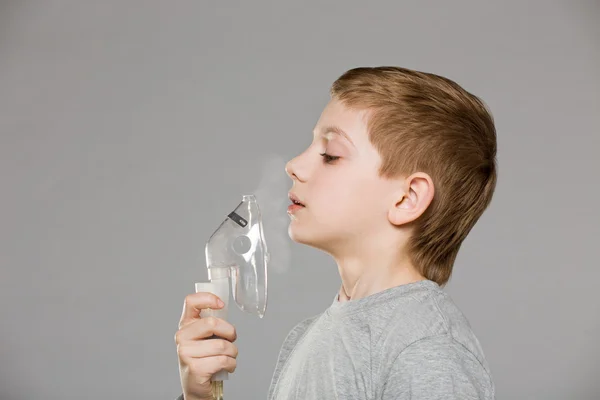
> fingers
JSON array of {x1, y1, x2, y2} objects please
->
[
  {"x1": 177, "y1": 339, "x2": 238, "y2": 360},
  {"x1": 175, "y1": 316, "x2": 237, "y2": 344},
  {"x1": 179, "y1": 292, "x2": 225, "y2": 329},
  {"x1": 188, "y1": 355, "x2": 238, "y2": 375}
]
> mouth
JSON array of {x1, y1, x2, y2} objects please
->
[{"x1": 288, "y1": 192, "x2": 306, "y2": 208}]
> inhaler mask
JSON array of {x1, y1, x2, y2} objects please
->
[
  {"x1": 199, "y1": 194, "x2": 269, "y2": 317},
  {"x1": 194, "y1": 194, "x2": 270, "y2": 395}
]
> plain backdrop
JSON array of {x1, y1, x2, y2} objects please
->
[{"x1": 1, "y1": 1, "x2": 599, "y2": 399}]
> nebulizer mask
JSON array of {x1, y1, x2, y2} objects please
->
[{"x1": 194, "y1": 194, "x2": 269, "y2": 400}]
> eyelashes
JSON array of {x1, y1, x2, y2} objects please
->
[{"x1": 319, "y1": 152, "x2": 340, "y2": 164}]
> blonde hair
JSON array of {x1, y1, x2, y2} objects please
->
[{"x1": 331, "y1": 66, "x2": 497, "y2": 286}]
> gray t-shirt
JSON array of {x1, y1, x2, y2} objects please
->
[{"x1": 267, "y1": 279, "x2": 495, "y2": 400}]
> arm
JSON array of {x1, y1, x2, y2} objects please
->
[{"x1": 381, "y1": 335, "x2": 494, "y2": 400}]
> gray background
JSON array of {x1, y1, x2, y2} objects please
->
[{"x1": 1, "y1": 1, "x2": 599, "y2": 399}]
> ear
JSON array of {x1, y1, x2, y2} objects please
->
[{"x1": 388, "y1": 172, "x2": 435, "y2": 226}]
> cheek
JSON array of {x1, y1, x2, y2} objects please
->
[
  {"x1": 315, "y1": 175, "x2": 380, "y2": 217},
  {"x1": 348, "y1": 178, "x2": 389, "y2": 220},
  {"x1": 312, "y1": 174, "x2": 354, "y2": 204}
]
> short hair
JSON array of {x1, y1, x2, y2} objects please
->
[{"x1": 331, "y1": 66, "x2": 497, "y2": 286}]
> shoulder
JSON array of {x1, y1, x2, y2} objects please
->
[
  {"x1": 427, "y1": 288, "x2": 492, "y2": 374},
  {"x1": 373, "y1": 285, "x2": 492, "y2": 374},
  {"x1": 375, "y1": 284, "x2": 450, "y2": 349},
  {"x1": 379, "y1": 334, "x2": 495, "y2": 399},
  {"x1": 383, "y1": 285, "x2": 489, "y2": 362},
  {"x1": 397, "y1": 334, "x2": 490, "y2": 375},
  {"x1": 373, "y1": 285, "x2": 495, "y2": 399}
]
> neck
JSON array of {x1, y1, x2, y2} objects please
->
[{"x1": 332, "y1": 240, "x2": 426, "y2": 302}]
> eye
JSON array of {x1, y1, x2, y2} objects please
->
[{"x1": 319, "y1": 152, "x2": 340, "y2": 164}]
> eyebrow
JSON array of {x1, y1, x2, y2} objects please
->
[{"x1": 314, "y1": 125, "x2": 356, "y2": 148}]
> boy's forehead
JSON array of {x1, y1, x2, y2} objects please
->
[
  {"x1": 312, "y1": 125, "x2": 356, "y2": 149},
  {"x1": 313, "y1": 99, "x2": 369, "y2": 146}
]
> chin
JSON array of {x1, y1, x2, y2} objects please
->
[
  {"x1": 287, "y1": 223, "x2": 339, "y2": 253},
  {"x1": 287, "y1": 223, "x2": 309, "y2": 244}
]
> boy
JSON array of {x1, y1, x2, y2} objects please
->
[{"x1": 175, "y1": 66, "x2": 497, "y2": 399}]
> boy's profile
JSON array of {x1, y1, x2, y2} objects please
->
[{"x1": 175, "y1": 66, "x2": 497, "y2": 400}]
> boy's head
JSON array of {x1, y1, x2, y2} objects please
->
[{"x1": 285, "y1": 66, "x2": 497, "y2": 286}]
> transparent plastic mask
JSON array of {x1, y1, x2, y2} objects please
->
[{"x1": 205, "y1": 194, "x2": 269, "y2": 318}]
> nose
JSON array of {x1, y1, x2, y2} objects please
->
[
  {"x1": 286, "y1": 144, "x2": 314, "y2": 182},
  {"x1": 285, "y1": 156, "x2": 303, "y2": 182},
  {"x1": 285, "y1": 159, "x2": 295, "y2": 179}
]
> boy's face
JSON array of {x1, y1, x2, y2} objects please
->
[{"x1": 285, "y1": 98, "x2": 402, "y2": 254}]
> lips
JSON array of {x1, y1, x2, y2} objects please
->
[{"x1": 288, "y1": 192, "x2": 306, "y2": 207}]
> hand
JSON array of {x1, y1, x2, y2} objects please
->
[{"x1": 175, "y1": 292, "x2": 238, "y2": 400}]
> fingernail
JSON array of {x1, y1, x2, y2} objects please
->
[{"x1": 217, "y1": 299, "x2": 225, "y2": 307}]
